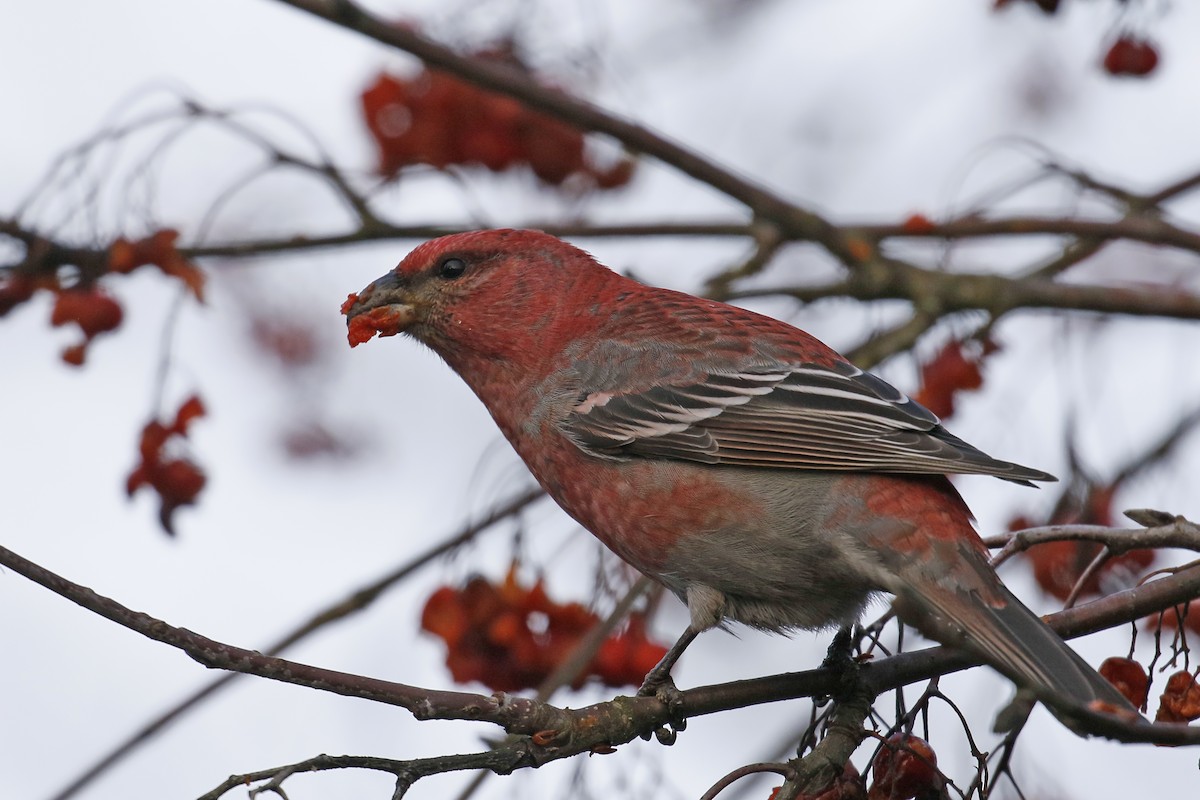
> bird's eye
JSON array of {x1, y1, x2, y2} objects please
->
[{"x1": 438, "y1": 257, "x2": 467, "y2": 279}]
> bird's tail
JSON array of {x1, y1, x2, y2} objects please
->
[
  {"x1": 892, "y1": 553, "x2": 1140, "y2": 731},
  {"x1": 951, "y1": 585, "x2": 1131, "y2": 709},
  {"x1": 862, "y1": 475, "x2": 1140, "y2": 730}
]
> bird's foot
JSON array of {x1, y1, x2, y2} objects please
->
[
  {"x1": 637, "y1": 672, "x2": 688, "y2": 745},
  {"x1": 638, "y1": 671, "x2": 684, "y2": 712},
  {"x1": 638, "y1": 660, "x2": 675, "y2": 697}
]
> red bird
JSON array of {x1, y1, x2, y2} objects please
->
[{"x1": 345, "y1": 229, "x2": 1132, "y2": 724}]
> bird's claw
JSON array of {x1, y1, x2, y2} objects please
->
[{"x1": 653, "y1": 722, "x2": 682, "y2": 746}]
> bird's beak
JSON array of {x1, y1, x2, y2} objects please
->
[{"x1": 342, "y1": 270, "x2": 418, "y2": 347}]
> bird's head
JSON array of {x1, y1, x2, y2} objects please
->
[{"x1": 343, "y1": 229, "x2": 612, "y2": 369}]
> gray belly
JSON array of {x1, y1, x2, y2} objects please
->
[{"x1": 656, "y1": 467, "x2": 891, "y2": 633}]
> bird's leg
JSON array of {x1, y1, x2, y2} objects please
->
[
  {"x1": 638, "y1": 625, "x2": 698, "y2": 696},
  {"x1": 821, "y1": 626, "x2": 860, "y2": 701},
  {"x1": 637, "y1": 625, "x2": 697, "y2": 745},
  {"x1": 821, "y1": 626, "x2": 855, "y2": 671},
  {"x1": 637, "y1": 625, "x2": 699, "y2": 704},
  {"x1": 639, "y1": 585, "x2": 720, "y2": 742}
]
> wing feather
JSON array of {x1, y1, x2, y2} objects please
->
[{"x1": 566, "y1": 363, "x2": 1053, "y2": 484}]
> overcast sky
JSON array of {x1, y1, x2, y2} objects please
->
[{"x1": 3, "y1": 1, "x2": 1200, "y2": 798}]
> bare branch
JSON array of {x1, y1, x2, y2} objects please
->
[
  {"x1": 5, "y1": 532, "x2": 1200, "y2": 748},
  {"x1": 728, "y1": 258, "x2": 1200, "y2": 322},
  {"x1": 700, "y1": 762, "x2": 792, "y2": 800},
  {"x1": 198, "y1": 750, "x2": 533, "y2": 800},
  {"x1": 858, "y1": 214, "x2": 1200, "y2": 256},
  {"x1": 985, "y1": 515, "x2": 1200, "y2": 566}
]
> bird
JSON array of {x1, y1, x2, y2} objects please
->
[{"x1": 343, "y1": 228, "x2": 1136, "y2": 727}]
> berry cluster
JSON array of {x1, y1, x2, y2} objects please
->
[
  {"x1": 109, "y1": 229, "x2": 205, "y2": 300},
  {"x1": 420, "y1": 566, "x2": 667, "y2": 692},
  {"x1": 994, "y1": 2, "x2": 1161, "y2": 78},
  {"x1": 912, "y1": 336, "x2": 998, "y2": 420},
  {"x1": 1099, "y1": 656, "x2": 1200, "y2": 723},
  {"x1": 126, "y1": 395, "x2": 207, "y2": 536},
  {"x1": 0, "y1": 228, "x2": 203, "y2": 366},
  {"x1": 50, "y1": 287, "x2": 123, "y2": 366},
  {"x1": 360, "y1": 47, "x2": 634, "y2": 188}
]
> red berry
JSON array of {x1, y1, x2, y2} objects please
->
[
  {"x1": 1099, "y1": 657, "x2": 1150, "y2": 710},
  {"x1": 1103, "y1": 36, "x2": 1159, "y2": 77},
  {"x1": 869, "y1": 734, "x2": 939, "y2": 800}
]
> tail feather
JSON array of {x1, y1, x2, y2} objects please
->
[
  {"x1": 860, "y1": 474, "x2": 1138, "y2": 728},
  {"x1": 942, "y1": 583, "x2": 1134, "y2": 713},
  {"x1": 890, "y1": 545, "x2": 1140, "y2": 725}
]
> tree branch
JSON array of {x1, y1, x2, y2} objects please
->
[
  {"x1": 858, "y1": 214, "x2": 1200, "y2": 255},
  {"x1": 984, "y1": 514, "x2": 1200, "y2": 565},
  {"x1": 729, "y1": 257, "x2": 1200, "y2": 322},
  {"x1": 4, "y1": 531, "x2": 1200, "y2": 750}
]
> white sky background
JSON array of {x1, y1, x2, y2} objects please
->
[{"x1": 3, "y1": 1, "x2": 1200, "y2": 798}]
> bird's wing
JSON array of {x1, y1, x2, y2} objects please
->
[{"x1": 565, "y1": 361, "x2": 1053, "y2": 484}]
